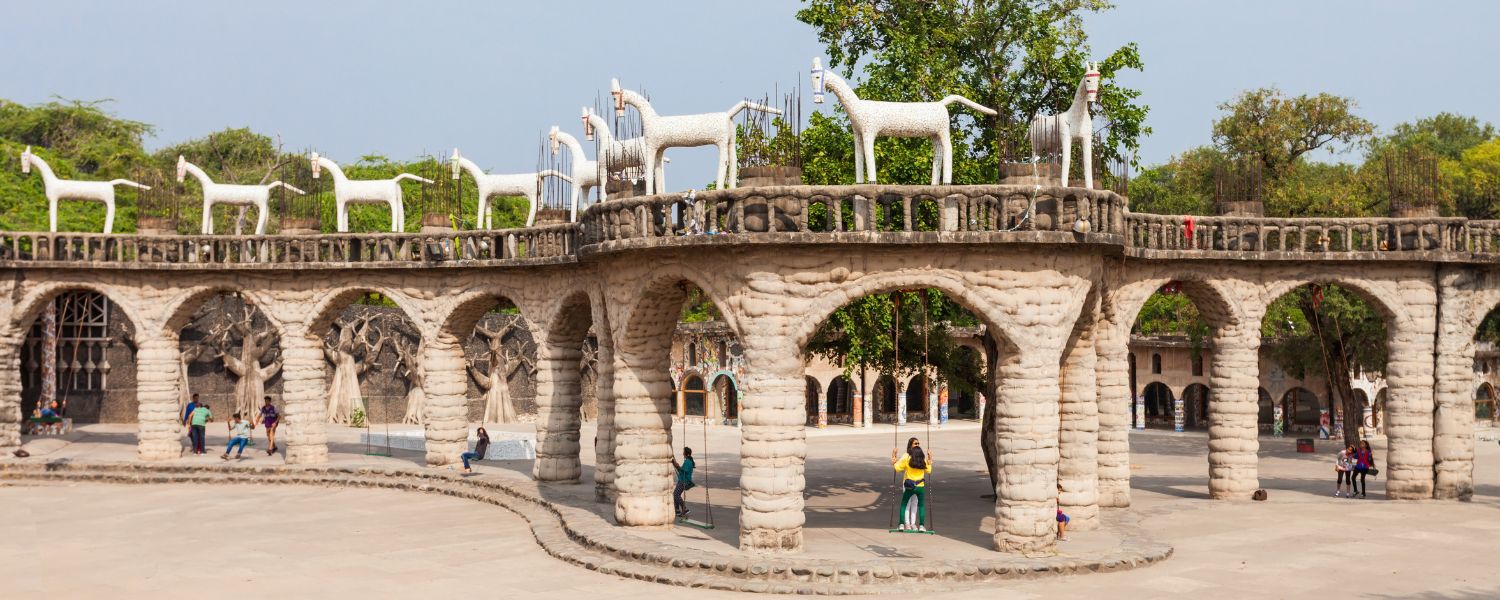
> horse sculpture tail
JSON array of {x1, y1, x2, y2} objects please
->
[
  {"x1": 393, "y1": 173, "x2": 435, "y2": 184},
  {"x1": 109, "y1": 179, "x2": 152, "y2": 190},
  {"x1": 266, "y1": 181, "x2": 307, "y2": 195},
  {"x1": 940, "y1": 95, "x2": 998, "y2": 116},
  {"x1": 536, "y1": 169, "x2": 575, "y2": 184},
  {"x1": 726, "y1": 101, "x2": 783, "y2": 119}
]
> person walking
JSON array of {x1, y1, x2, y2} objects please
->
[
  {"x1": 891, "y1": 436, "x2": 933, "y2": 532},
  {"x1": 673, "y1": 447, "x2": 696, "y2": 518},
  {"x1": 1352, "y1": 439, "x2": 1377, "y2": 498},
  {"x1": 221, "y1": 413, "x2": 252, "y2": 460},
  {"x1": 255, "y1": 396, "x2": 280, "y2": 456},
  {"x1": 460, "y1": 427, "x2": 490, "y2": 474},
  {"x1": 1335, "y1": 443, "x2": 1355, "y2": 497}
]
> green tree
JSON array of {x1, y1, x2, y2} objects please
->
[
  {"x1": 0, "y1": 97, "x2": 152, "y2": 177},
  {"x1": 797, "y1": 0, "x2": 1150, "y2": 182},
  {"x1": 1387, "y1": 112, "x2": 1496, "y2": 160},
  {"x1": 1125, "y1": 146, "x2": 1222, "y2": 215},
  {"x1": 1211, "y1": 87, "x2": 1374, "y2": 181},
  {"x1": 1261, "y1": 285, "x2": 1387, "y2": 445}
]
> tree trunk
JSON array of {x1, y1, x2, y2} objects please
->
[{"x1": 1301, "y1": 301, "x2": 1361, "y2": 447}]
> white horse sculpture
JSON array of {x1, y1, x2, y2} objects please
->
[
  {"x1": 810, "y1": 57, "x2": 997, "y2": 185},
  {"x1": 310, "y1": 153, "x2": 433, "y2": 233},
  {"x1": 582, "y1": 107, "x2": 658, "y2": 200},
  {"x1": 610, "y1": 79, "x2": 780, "y2": 194},
  {"x1": 451, "y1": 149, "x2": 572, "y2": 228},
  {"x1": 548, "y1": 124, "x2": 599, "y2": 221},
  {"x1": 176, "y1": 156, "x2": 304, "y2": 235},
  {"x1": 21, "y1": 146, "x2": 149, "y2": 233},
  {"x1": 1028, "y1": 63, "x2": 1101, "y2": 188}
]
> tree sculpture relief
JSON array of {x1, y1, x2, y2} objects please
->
[
  {"x1": 391, "y1": 325, "x2": 428, "y2": 425},
  {"x1": 469, "y1": 318, "x2": 534, "y2": 424},
  {"x1": 186, "y1": 298, "x2": 282, "y2": 419},
  {"x1": 324, "y1": 313, "x2": 389, "y2": 424}
]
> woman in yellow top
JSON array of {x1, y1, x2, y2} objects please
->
[{"x1": 892, "y1": 437, "x2": 933, "y2": 531}]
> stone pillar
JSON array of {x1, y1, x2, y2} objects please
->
[
  {"x1": 1433, "y1": 265, "x2": 1475, "y2": 499},
  {"x1": 594, "y1": 343, "x2": 618, "y2": 500},
  {"x1": 1207, "y1": 326, "x2": 1261, "y2": 499},
  {"x1": 738, "y1": 341, "x2": 807, "y2": 553},
  {"x1": 534, "y1": 337, "x2": 584, "y2": 482},
  {"x1": 421, "y1": 334, "x2": 470, "y2": 467},
  {"x1": 136, "y1": 335, "x2": 183, "y2": 460},
  {"x1": 1058, "y1": 328, "x2": 1099, "y2": 530},
  {"x1": 1172, "y1": 395, "x2": 1186, "y2": 432},
  {"x1": 897, "y1": 380, "x2": 907, "y2": 425},
  {"x1": 612, "y1": 345, "x2": 675, "y2": 527},
  {"x1": 0, "y1": 335, "x2": 20, "y2": 454},
  {"x1": 1094, "y1": 322, "x2": 1132, "y2": 508},
  {"x1": 1385, "y1": 294, "x2": 1438, "y2": 499},
  {"x1": 993, "y1": 344, "x2": 1063, "y2": 553},
  {"x1": 280, "y1": 330, "x2": 329, "y2": 464},
  {"x1": 816, "y1": 385, "x2": 827, "y2": 428}
]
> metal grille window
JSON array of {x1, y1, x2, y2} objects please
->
[{"x1": 27, "y1": 291, "x2": 114, "y2": 392}]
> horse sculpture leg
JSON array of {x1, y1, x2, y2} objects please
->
[
  {"x1": 930, "y1": 135, "x2": 943, "y2": 186},
  {"x1": 49, "y1": 197, "x2": 58, "y2": 233},
  {"x1": 863, "y1": 134, "x2": 878, "y2": 184},
  {"x1": 852, "y1": 124, "x2": 865, "y2": 184},
  {"x1": 940, "y1": 129, "x2": 953, "y2": 185},
  {"x1": 203, "y1": 200, "x2": 214, "y2": 235},
  {"x1": 255, "y1": 201, "x2": 268, "y2": 235},
  {"x1": 642, "y1": 146, "x2": 657, "y2": 196},
  {"x1": 103, "y1": 198, "x2": 116, "y2": 234},
  {"x1": 1058, "y1": 124, "x2": 1072, "y2": 188},
  {"x1": 1081, "y1": 132, "x2": 1093, "y2": 190}
]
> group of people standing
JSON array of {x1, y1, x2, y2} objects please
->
[
  {"x1": 1334, "y1": 440, "x2": 1378, "y2": 498},
  {"x1": 180, "y1": 393, "x2": 282, "y2": 459}
]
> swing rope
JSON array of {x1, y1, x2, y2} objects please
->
[
  {"x1": 887, "y1": 292, "x2": 902, "y2": 531},
  {"x1": 922, "y1": 291, "x2": 934, "y2": 534},
  {"x1": 702, "y1": 412, "x2": 715, "y2": 527}
]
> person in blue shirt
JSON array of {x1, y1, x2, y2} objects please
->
[{"x1": 673, "y1": 447, "x2": 696, "y2": 518}]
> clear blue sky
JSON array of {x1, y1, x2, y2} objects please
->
[{"x1": 3, "y1": 1, "x2": 1495, "y2": 183}]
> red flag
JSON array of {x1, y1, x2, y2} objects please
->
[
  {"x1": 1184, "y1": 215, "x2": 1195, "y2": 242},
  {"x1": 1311, "y1": 285, "x2": 1324, "y2": 310}
]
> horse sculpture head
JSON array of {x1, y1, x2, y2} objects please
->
[
  {"x1": 581, "y1": 107, "x2": 594, "y2": 141},
  {"x1": 610, "y1": 78, "x2": 625, "y2": 117},
  {"x1": 309, "y1": 152, "x2": 322, "y2": 179},
  {"x1": 1084, "y1": 62, "x2": 1101, "y2": 103},
  {"x1": 175, "y1": 155, "x2": 188, "y2": 183},
  {"x1": 811, "y1": 57, "x2": 826, "y2": 104},
  {"x1": 20, "y1": 146, "x2": 31, "y2": 174},
  {"x1": 549, "y1": 126, "x2": 561, "y2": 155}
]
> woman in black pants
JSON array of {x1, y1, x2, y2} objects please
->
[{"x1": 1351, "y1": 439, "x2": 1376, "y2": 498}]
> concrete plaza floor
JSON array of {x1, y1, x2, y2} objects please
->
[{"x1": 4, "y1": 420, "x2": 1499, "y2": 598}]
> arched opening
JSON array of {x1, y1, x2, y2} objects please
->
[
  {"x1": 826, "y1": 376, "x2": 855, "y2": 424},
  {"x1": 1372, "y1": 388, "x2": 1389, "y2": 433},
  {"x1": 711, "y1": 374, "x2": 738, "y2": 423},
  {"x1": 1476, "y1": 382, "x2": 1495, "y2": 421},
  {"x1": 1182, "y1": 383, "x2": 1210, "y2": 429},
  {"x1": 1141, "y1": 382, "x2": 1175, "y2": 429},
  {"x1": 1257, "y1": 387, "x2": 1274, "y2": 430},
  {"x1": 1261, "y1": 282, "x2": 1392, "y2": 444},
  {"x1": 905, "y1": 374, "x2": 929, "y2": 418},
  {"x1": 874, "y1": 374, "x2": 899, "y2": 417},
  {"x1": 175, "y1": 293, "x2": 283, "y2": 440},
  {"x1": 1352, "y1": 388, "x2": 1372, "y2": 430},
  {"x1": 804, "y1": 376, "x2": 821, "y2": 425},
  {"x1": 1282, "y1": 387, "x2": 1322, "y2": 429},
  {"x1": 311, "y1": 291, "x2": 426, "y2": 427},
  {"x1": 18, "y1": 289, "x2": 138, "y2": 432},
  {"x1": 681, "y1": 374, "x2": 707, "y2": 417},
  {"x1": 688, "y1": 342, "x2": 698, "y2": 366},
  {"x1": 1150, "y1": 353, "x2": 1162, "y2": 374}
]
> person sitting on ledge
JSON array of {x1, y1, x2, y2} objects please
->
[{"x1": 460, "y1": 427, "x2": 490, "y2": 474}]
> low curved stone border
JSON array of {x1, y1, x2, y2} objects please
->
[{"x1": 0, "y1": 461, "x2": 1172, "y2": 594}]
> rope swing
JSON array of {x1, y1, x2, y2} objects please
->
[
  {"x1": 887, "y1": 290, "x2": 937, "y2": 535},
  {"x1": 677, "y1": 394, "x2": 716, "y2": 530}
]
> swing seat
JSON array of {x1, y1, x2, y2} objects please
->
[
  {"x1": 886, "y1": 528, "x2": 937, "y2": 535},
  {"x1": 676, "y1": 517, "x2": 715, "y2": 530}
]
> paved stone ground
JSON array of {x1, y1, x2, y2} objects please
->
[{"x1": 5, "y1": 421, "x2": 1499, "y2": 598}]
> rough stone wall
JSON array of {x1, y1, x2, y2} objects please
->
[{"x1": 1058, "y1": 305, "x2": 1100, "y2": 530}]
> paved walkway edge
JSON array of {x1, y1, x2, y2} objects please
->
[{"x1": 0, "y1": 460, "x2": 1172, "y2": 594}]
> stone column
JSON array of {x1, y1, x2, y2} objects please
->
[
  {"x1": 1385, "y1": 304, "x2": 1438, "y2": 500},
  {"x1": 612, "y1": 345, "x2": 675, "y2": 526},
  {"x1": 0, "y1": 335, "x2": 20, "y2": 454},
  {"x1": 1433, "y1": 266, "x2": 1475, "y2": 499},
  {"x1": 135, "y1": 334, "x2": 183, "y2": 460},
  {"x1": 1172, "y1": 395, "x2": 1186, "y2": 432},
  {"x1": 421, "y1": 334, "x2": 470, "y2": 467},
  {"x1": 1207, "y1": 325, "x2": 1260, "y2": 499},
  {"x1": 594, "y1": 343, "x2": 618, "y2": 500},
  {"x1": 534, "y1": 337, "x2": 584, "y2": 483},
  {"x1": 738, "y1": 340, "x2": 807, "y2": 553},
  {"x1": 280, "y1": 329, "x2": 328, "y2": 464},
  {"x1": 993, "y1": 344, "x2": 1063, "y2": 553},
  {"x1": 1058, "y1": 328, "x2": 1099, "y2": 530},
  {"x1": 1094, "y1": 322, "x2": 1132, "y2": 508}
]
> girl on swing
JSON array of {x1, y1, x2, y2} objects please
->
[{"x1": 892, "y1": 437, "x2": 933, "y2": 531}]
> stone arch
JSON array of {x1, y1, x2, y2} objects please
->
[
  {"x1": 1140, "y1": 381, "x2": 1174, "y2": 428},
  {"x1": 173, "y1": 291, "x2": 286, "y2": 427},
  {"x1": 1257, "y1": 277, "x2": 1410, "y2": 335},
  {"x1": 1257, "y1": 387, "x2": 1274, "y2": 427},
  {"x1": 11, "y1": 285, "x2": 142, "y2": 424},
  {"x1": 681, "y1": 372, "x2": 707, "y2": 417},
  {"x1": 710, "y1": 372, "x2": 739, "y2": 422},
  {"x1": 306, "y1": 287, "x2": 425, "y2": 340},
  {"x1": 791, "y1": 273, "x2": 1021, "y2": 359},
  {"x1": 1282, "y1": 387, "x2": 1322, "y2": 427},
  {"x1": 1107, "y1": 275, "x2": 1249, "y2": 340},
  {"x1": 303, "y1": 288, "x2": 426, "y2": 426},
  {"x1": 826, "y1": 375, "x2": 855, "y2": 423},
  {"x1": 11, "y1": 282, "x2": 148, "y2": 336},
  {"x1": 905, "y1": 373, "x2": 929, "y2": 415},
  {"x1": 1475, "y1": 382, "x2": 1495, "y2": 421},
  {"x1": 1183, "y1": 382, "x2": 1211, "y2": 428},
  {"x1": 874, "y1": 373, "x2": 899, "y2": 416}
]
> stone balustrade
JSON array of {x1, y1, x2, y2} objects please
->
[
  {"x1": 1124, "y1": 213, "x2": 1491, "y2": 258},
  {"x1": 0, "y1": 224, "x2": 578, "y2": 268}
]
